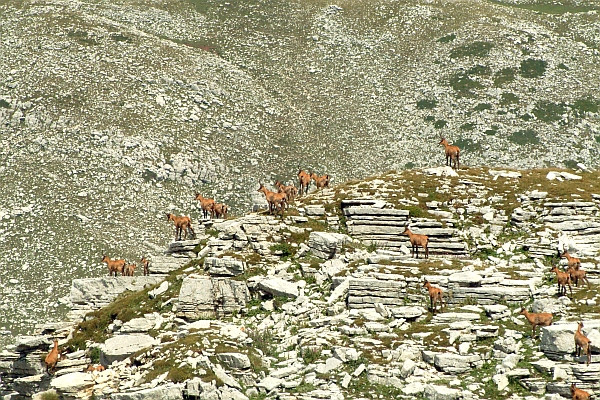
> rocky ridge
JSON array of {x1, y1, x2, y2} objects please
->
[{"x1": 1, "y1": 166, "x2": 600, "y2": 399}]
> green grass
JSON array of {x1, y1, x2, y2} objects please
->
[
  {"x1": 448, "y1": 72, "x2": 484, "y2": 97},
  {"x1": 434, "y1": 119, "x2": 447, "y2": 129},
  {"x1": 449, "y1": 41, "x2": 493, "y2": 58},
  {"x1": 573, "y1": 98, "x2": 599, "y2": 117},
  {"x1": 509, "y1": 129, "x2": 539, "y2": 145},
  {"x1": 494, "y1": 67, "x2": 517, "y2": 87},
  {"x1": 500, "y1": 92, "x2": 519, "y2": 105},
  {"x1": 437, "y1": 33, "x2": 456, "y2": 43},
  {"x1": 460, "y1": 122, "x2": 476, "y2": 131},
  {"x1": 520, "y1": 58, "x2": 547, "y2": 78},
  {"x1": 532, "y1": 100, "x2": 566, "y2": 123},
  {"x1": 488, "y1": 0, "x2": 598, "y2": 14},
  {"x1": 417, "y1": 99, "x2": 438, "y2": 110},
  {"x1": 474, "y1": 103, "x2": 492, "y2": 112},
  {"x1": 454, "y1": 138, "x2": 482, "y2": 152}
]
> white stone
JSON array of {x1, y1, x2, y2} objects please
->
[
  {"x1": 400, "y1": 358, "x2": 416, "y2": 378},
  {"x1": 257, "y1": 278, "x2": 299, "y2": 298},
  {"x1": 101, "y1": 334, "x2": 159, "y2": 365},
  {"x1": 424, "y1": 384, "x2": 461, "y2": 400},
  {"x1": 492, "y1": 374, "x2": 509, "y2": 391},
  {"x1": 50, "y1": 372, "x2": 94, "y2": 392},
  {"x1": 315, "y1": 357, "x2": 343, "y2": 374}
]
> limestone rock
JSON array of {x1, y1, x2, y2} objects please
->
[
  {"x1": 257, "y1": 278, "x2": 299, "y2": 298},
  {"x1": 204, "y1": 257, "x2": 245, "y2": 276},
  {"x1": 307, "y1": 231, "x2": 349, "y2": 259},
  {"x1": 100, "y1": 334, "x2": 159, "y2": 365},
  {"x1": 424, "y1": 384, "x2": 461, "y2": 400},
  {"x1": 110, "y1": 384, "x2": 184, "y2": 399},
  {"x1": 217, "y1": 353, "x2": 251, "y2": 369},
  {"x1": 178, "y1": 275, "x2": 250, "y2": 319}
]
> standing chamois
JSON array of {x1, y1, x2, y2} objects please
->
[
  {"x1": 550, "y1": 266, "x2": 573, "y2": 297},
  {"x1": 574, "y1": 322, "x2": 592, "y2": 366},
  {"x1": 101, "y1": 255, "x2": 126, "y2": 277},
  {"x1": 571, "y1": 383, "x2": 592, "y2": 400},
  {"x1": 297, "y1": 166, "x2": 312, "y2": 196},
  {"x1": 402, "y1": 226, "x2": 429, "y2": 259},
  {"x1": 561, "y1": 251, "x2": 581, "y2": 270},
  {"x1": 140, "y1": 257, "x2": 150, "y2": 276},
  {"x1": 258, "y1": 183, "x2": 287, "y2": 216},
  {"x1": 166, "y1": 213, "x2": 195, "y2": 241},
  {"x1": 568, "y1": 265, "x2": 591, "y2": 288},
  {"x1": 194, "y1": 193, "x2": 216, "y2": 219},
  {"x1": 45, "y1": 339, "x2": 60, "y2": 374},
  {"x1": 439, "y1": 137, "x2": 460, "y2": 170},
  {"x1": 520, "y1": 308, "x2": 553, "y2": 339},
  {"x1": 213, "y1": 203, "x2": 229, "y2": 219},
  {"x1": 310, "y1": 172, "x2": 330, "y2": 192},
  {"x1": 275, "y1": 180, "x2": 298, "y2": 202},
  {"x1": 123, "y1": 262, "x2": 137, "y2": 277},
  {"x1": 423, "y1": 280, "x2": 444, "y2": 314}
]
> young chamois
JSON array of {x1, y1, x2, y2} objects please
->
[
  {"x1": 140, "y1": 257, "x2": 150, "y2": 276},
  {"x1": 550, "y1": 266, "x2": 573, "y2": 297},
  {"x1": 101, "y1": 255, "x2": 126, "y2": 277},
  {"x1": 86, "y1": 364, "x2": 106, "y2": 373},
  {"x1": 194, "y1": 193, "x2": 216, "y2": 219},
  {"x1": 123, "y1": 262, "x2": 137, "y2": 277},
  {"x1": 310, "y1": 172, "x2": 330, "y2": 192},
  {"x1": 575, "y1": 322, "x2": 592, "y2": 366},
  {"x1": 561, "y1": 251, "x2": 581, "y2": 270},
  {"x1": 439, "y1": 137, "x2": 460, "y2": 170},
  {"x1": 571, "y1": 383, "x2": 592, "y2": 400},
  {"x1": 45, "y1": 339, "x2": 60, "y2": 374},
  {"x1": 258, "y1": 183, "x2": 287, "y2": 215},
  {"x1": 297, "y1": 166, "x2": 312, "y2": 196},
  {"x1": 520, "y1": 308, "x2": 553, "y2": 338},
  {"x1": 568, "y1": 265, "x2": 591, "y2": 288},
  {"x1": 275, "y1": 180, "x2": 298, "y2": 202},
  {"x1": 402, "y1": 226, "x2": 429, "y2": 259},
  {"x1": 213, "y1": 203, "x2": 229, "y2": 219},
  {"x1": 166, "y1": 213, "x2": 195, "y2": 241},
  {"x1": 423, "y1": 280, "x2": 444, "y2": 314}
]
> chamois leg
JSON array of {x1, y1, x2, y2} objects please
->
[{"x1": 425, "y1": 245, "x2": 429, "y2": 259}]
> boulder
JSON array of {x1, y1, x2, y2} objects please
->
[
  {"x1": 100, "y1": 334, "x2": 159, "y2": 365},
  {"x1": 204, "y1": 257, "x2": 245, "y2": 276},
  {"x1": 148, "y1": 256, "x2": 190, "y2": 274},
  {"x1": 423, "y1": 384, "x2": 461, "y2": 400},
  {"x1": 448, "y1": 271, "x2": 482, "y2": 287},
  {"x1": 148, "y1": 281, "x2": 170, "y2": 299},
  {"x1": 540, "y1": 322, "x2": 600, "y2": 358},
  {"x1": 307, "y1": 231, "x2": 349, "y2": 259},
  {"x1": 110, "y1": 384, "x2": 184, "y2": 399},
  {"x1": 217, "y1": 353, "x2": 251, "y2": 369},
  {"x1": 50, "y1": 372, "x2": 94, "y2": 396},
  {"x1": 178, "y1": 275, "x2": 250, "y2": 319},
  {"x1": 70, "y1": 276, "x2": 164, "y2": 310},
  {"x1": 257, "y1": 278, "x2": 299, "y2": 299}
]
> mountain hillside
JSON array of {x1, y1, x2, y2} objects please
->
[{"x1": 0, "y1": 0, "x2": 599, "y2": 345}]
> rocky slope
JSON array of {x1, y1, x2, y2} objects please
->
[
  {"x1": 1, "y1": 165, "x2": 600, "y2": 399},
  {"x1": 1, "y1": 0, "x2": 600, "y2": 352}
]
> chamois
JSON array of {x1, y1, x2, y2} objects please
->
[
  {"x1": 123, "y1": 262, "x2": 137, "y2": 277},
  {"x1": 568, "y1": 265, "x2": 591, "y2": 288},
  {"x1": 258, "y1": 183, "x2": 287, "y2": 215},
  {"x1": 439, "y1": 137, "x2": 460, "y2": 170},
  {"x1": 213, "y1": 203, "x2": 229, "y2": 219},
  {"x1": 310, "y1": 172, "x2": 330, "y2": 192},
  {"x1": 194, "y1": 193, "x2": 216, "y2": 219},
  {"x1": 297, "y1": 166, "x2": 311, "y2": 196},
  {"x1": 571, "y1": 383, "x2": 592, "y2": 400},
  {"x1": 402, "y1": 226, "x2": 429, "y2": 259},
  {"x1": 550, "y1": 266, "x2": 573, "y2": 297},
  {"x1": 520, "y1": 308, "x2": 553, "y2": 338},
  {"x1": 101, "y1": 255, "x2": 126, "y2": 277},
  {"x1": 166, "y1": 213, "x2": 195, "y2": 241},
  {"x1": 86, "y1": 364, "x2": 106, "y2": 373},
  {"x1": 575, "y1": 322, "x2": 592, "y2": 366},
  {"x1": 423, "y1": 280, "x2": 444, "y2": 314},
  {"x1": 140, "y1": 257, "x2": 150, "y2": 276},
  {"x1": 275, "y1": 180, "x2": 298, "y2": 202},
  {"x1": 561, "y1": 251, "x2": 581, "y2": 270},
  {"x1": 45, "y1": 339, "x2": 59, "y2": 374}
]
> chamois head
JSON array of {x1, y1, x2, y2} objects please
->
[
  {"x1": 439, "y1": 137, "x2": 448, "y2": 146},
  {"x1": 101, "y1": 255, "x2": 108, "y2": 262},
  {"x1": 402, "y1": 226, "x2": 410, "y2": 235},
  {"x1": 519, "y1": 307, "x2": 527, "y2": 315},
  {"x1": 166, "y1": 213, "x2": 174, "y2": 221},
  {"x1": 423, "y1": 279, "x2": 430, "y2": 288}
]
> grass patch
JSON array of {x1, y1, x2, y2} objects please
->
[
  {"x1": 474, "y1": 103, "x2": 492, "y2": 112},
  {"x1": 270, "y1": 242, "x2": 294, "y2": 257},
  {"x1": 434, "y1": 120, "x2": 447, "y2": 129},
  {"x1": 450, "y1": 41, "x2": 493, "y2": 58},
  {"x1": 500, "y1": 92, "x2": 519, "y2": 105},
  {"x1": 40, "y1": 393, "x2": 59, "y2": 400},
  {"x1": 573, "y1": 97, "x2": 599, "y2": 117},
  {"x1": 437, "y1": 33, "x2": 456, "y2": 43},
  {"x1": 454, "y1": 138, "x2": 482, "y2": 152},
  {"x1": 520, "y1": 58, "x2": 547, "y2": 78},
  {"x1": 417, "y1": 99, "x2": 438, "y2": 110},
  {"x1": 460, "y1": 122, "x2": 476, "y2": 131},
  {"x1": 508, "y1": 129, "x2": 539, "y2": 145},
  {"x1": 494, "y1": 67, "x2": 517, "y2": 87},
  {"x1": 467, "y1": 64, "x2": 492, "y2": 76},
  {"x1": 0, "y1": 99, "x2": 10, "y2": 108},
  {"x1": 489, "y1": 0, "x2": 598, "y2": 14},
  {"x1": 533, "y1": 100, "x2": 566, "y2": 123},
  {"x1": 448, "y1": 72, "x2": 484, "y2": 97}
]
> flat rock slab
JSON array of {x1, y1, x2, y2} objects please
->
[
  {"x1": 424, "y1": 384, "x2": 461, "y2": 400},
  {"x1": 204, "y1": 256, "x2": 245, "y2": 277},
  {"x1": 217, "y1": 353, "x2": 251, "y2": 369},
  {"x1": 110, "y1": 384, "x2": 184, "y2": 400},
  {"x1": 178, "y1": 275, "x2": 250, "y2": 319},
  {"x1": 70, "y1": 276, "x2": 164, "y2": 310},
  {"x1": 390, "y1": 306, "x2": 426, "y2": 319},
  {"x1": 540, "y1": 321, "x2": 600, "y2": 357},
  {"x1": 101, "y1": 334, "x2": 159, "y2": 365},
  {"x1": 257, "y1": 278, "x2": 299, "y2": 298},
  {"x1": 448, "y1": 271, "x2": 482, "y2": 287},
  {"x1": 432, "y1": 313, "x2": 481, "y2": 323},
  {"x1": 50, "y1": 372, "x2": 94, "y2": 394},
  {"x1": 308, "y1": 231, "x2": 349, "y2": 259}
]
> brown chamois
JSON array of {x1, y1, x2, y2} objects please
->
[
  {"x1": 550, "y1": 266, "x2": 573, "y2": 297},
  {"x1": 213, "y1": 203, "x2": 229, "y2": 219},
  {"x1": 101, "y1": 255, "x2": 126, "y2": 277},
  {"x1": 561, "y1": 251, "x2": 581, "y2": 270},
  {"x1": 439, "y1": 137, "x2": 460, "y2": 170},
  {"x1": 575, "y1": 322, "x2": 592, "y2": 366},
  {"x1": 258, "y1": 183, "x2": 287, "y2": 215},
  {"x1": 571, "y1": 383, "x2": 592, "y2": 400},
  {"x1": 297, "y1": 166, "x2": 312, "y2": 196},
  {"x1": 45, "y1": 339, "x2": 60, "y2": 374},
  {"x1": 402, "y1": 226, "x2": 429, "y2": 259},
  {"x1": 310, "y1": 172, "x2": 330, "y2": 192},
  {"x1": 423, "y1": 280, "x2": 444, "y2": 314},
  {"x1": 520, "y1": 308, "x2": 553, "y2": 338},
  {"x1": 194, "y1": 193, "x2": 216, "y2": 219},
  {"x1": 166, "y1": 213, "x2": 195, "y2": 241},
  {"x1": 275, "y1": 180, "x2": 298, "y2": 202},
  {"x1": 567, "y1": 265, "x2": 591, "y2": 288},
  {"x1": 86, "y1": 364, "x2": 106, "y2": 373},
  {"x1": 123, "y1": 262, "x2": 137, "y2": 277},
  {"x1": 140, "y1": 257, "x2": 150, "y2": 276}
]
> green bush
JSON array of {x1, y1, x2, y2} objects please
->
[
  {"x1": 573, "y1": 98, "x2": 599, "y2": 117},
  {"x1": 520, "y1": 58, "x2": 547, "y2": 78},
  {"x1": 467, "y1": 65, "x2": 492, "y2": 76},
  {"x1": 454, "y1": 138, "x2": 482, "y2": 152},
  {"x1": 417, "y1": 99, "x2": 438, "y2": 109},
  {"x1": 509, "y1": 129, "x2": 539, "y2": 145},
  {"x1": 533, "y1": 100, "x2": 566, "y2": 122},
  {"x1": 450, "y1": 41, "x2": 493, "y2": 58},
  {"x1": 500, "y1": 92, "x2": 519, "y2": 105},
  {"x1": 448, "y1": 73, "x2": 483, "y2": 97},
  {"x1": 434, "y1": 120, "x2": 447, "y2": 129},
  {"x1": 437, "y1": 33, "x2": 456, "y2": 43},
  {"x1": 270, "y1": 242, "x2": 293, "y2": 257},
  {"x1": 474, "y1": 103, "x2": 492, "y2": 111},
  {"x1": 460, "y1": 122, "x2": 476, "y2": 131},
  {"x1": 89, "y1": 347, "x2": 101, "y2": 364},
  {"x1": 494, "y1": 67, "x2": 517, "y2": 87}
]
